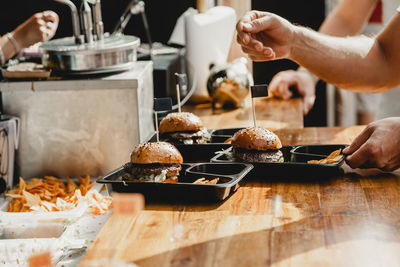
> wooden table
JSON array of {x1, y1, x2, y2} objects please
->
[
  {"x1": 82, "y1": 124, "x2": 400, "y2": 267},
  {"x1": 182, "y1": 98, "x2": 304, "y2": 130}
]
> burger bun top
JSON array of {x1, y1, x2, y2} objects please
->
[
  {"x1": 131, "y1": 142, "x2": 183, "y2": 164},
  {"x1": 159, "y1": 112, "x2": 204, "y2": 133},
  {"x1": 231, "y1": 127, "x2": 282, "y2": 151}
]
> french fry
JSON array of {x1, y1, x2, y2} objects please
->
[
  {"x1": 224, "y1": 137, "x2": 232, "y2": 144},
  {"x1": 307, "y1": 149, "x2": 343, "y2": 164},
  {"x1": 193, "y1": 177, "x2": 220, "y2": 184}
]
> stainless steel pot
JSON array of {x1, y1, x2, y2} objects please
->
[{"x1": 40, "y1": 35, "x2": 140, "y2": 74}]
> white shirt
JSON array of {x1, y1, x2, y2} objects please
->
[{"x1": 376, "y1": 1, "x2": 400, "y2": 120}]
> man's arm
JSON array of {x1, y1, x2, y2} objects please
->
[
  {"x1": 269, "y1": 0, "x2": 378, "y2": 114},
  {"x1": 291, "y1": 12, "x2": 400, "y2": 92},
  {"x1": 296, "y1": 0, "x2": 377, "y2": 74},
  {"x1": 319, "y1": 0, "x2": 378, "y2": 36}
]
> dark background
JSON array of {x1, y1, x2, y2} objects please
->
[
  {"x1": 1, "y1": 0, "x2": 326, "y2": 126},
  {"x1": 252, "y1": 0, "x2": 326, "y2": 126},
  {"x1": 0, "y1": 0, "x2": 196, "y2": 42}
]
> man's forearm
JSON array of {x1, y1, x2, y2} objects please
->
[{"x1": 290, "y1": 26, "x2": 395, "y2": 93}]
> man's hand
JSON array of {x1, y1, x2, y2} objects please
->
[
  {"x1": 269, "y1": 70, "x2": 316, "y2": 115},
  {"x1": 13, "y1": 10, "x2": 59, "y2": 50},
  {"x1": 343, "y1": 117, "x2": 400, "y2": 171},
  {"x1": 236, "y1": 11, "x2": 296, "y2": 62}
]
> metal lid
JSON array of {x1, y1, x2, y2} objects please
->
[
  {"x1": 40, "y1": 34, "x2": 140, "y2": 74},
  {"x1": 40, "y1": 35, "x2": 140, "y2": 55}
]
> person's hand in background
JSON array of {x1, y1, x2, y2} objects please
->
[
  {"x1": 343, "y1": 117, "x2": 400, "y2": 171},
  {"x1": 236, "y1": 11, "x2": 296, "y2": 62},
  {"x1": 12, "y1": 10, "x2": 59, "y2": 50},
  {"x1": 269, "y1": 69, "x2": 317, "y2": 115}
]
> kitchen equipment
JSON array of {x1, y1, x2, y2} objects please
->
[
  {"x1": 1, "y1": 61, "x2": 51, "y2": 79},
  {"x1": 113, "y1": 0, "x2": 151, "y2": 52},
  {"x1": 0, "y1": 115, "x2": 19, "y2": 194},
  {"x1": 185, "y1": 6, "x2": 236, "y2": 101},
  {"x1": 0, "y1": 61, "x2": 154, "y2": 178},
  {"x1": 98, "y1": 162, "x2": 253, "y2": 201},
  {"x1": 207, "y1": 57, "x2": 253, "y2": 109},
  {"x1": 40, "y1": 0, "x2": 140, "y2": 74}
]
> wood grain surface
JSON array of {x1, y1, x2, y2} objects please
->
[
  {"x1": 182, "y1": 97, "x2": 303, "y2": 130},
  {"x1": 82, "y1": 123, "x2": 400, "y2": 267}
]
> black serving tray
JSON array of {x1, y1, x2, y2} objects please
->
[
  {"x1": 211, "y1": 144, "x2": 347, "y2": 179},
  {"x1": 210, "y1": 127, "x2": 245, "y2": 143},
  {"x1": 147, "y1": 127, "x2": 248, "y2": 162},
  {"x1": 148, "y1": 132, "x2": 231, "y2": 162},
  {"x1": 97, "y1": 162, "x2": 253, "y2": 201},
  {"x1": 290, "y1": 144, "x2": 347, "y2": 162}
]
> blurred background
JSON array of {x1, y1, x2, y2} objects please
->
[{"x1": 0, "y1": 0, "x2": 382, "y2": 128}]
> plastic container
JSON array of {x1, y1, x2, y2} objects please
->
[
  {"x1": 98, "y1": 162, "x2": 253, "y2": 201},
  {"x1": 0, "y1": 198, "x2": 88, "y2": 225},
  {"x1": 290, "y1": 144, "x2": 347, "y2": 162},
  {"x1": 210, "y1": 127, "x2": 244, "y2": 143},
  {"x1": 148, "y1": 132, "x2": 231, "y2": 162},
  {"x1": 211, "y1": 145, "x2": 346, "y2": 179},
  {"x1": 0, "y1": 181, "x2": 105, "y2": 224}
]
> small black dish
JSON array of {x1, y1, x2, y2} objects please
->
[
  {"x1": 210, "y1": 127, "x2": 244, "y2": 143},
  {"x1": 97, "y1": 162, "x2": 253, "y2": 201},
  {"x1": 211, "y1": 145, "x2": 346, "y2": 179},
  {"x1": 148, "y1": 132, "x2": 231, "y2": 162},
  {"x1": 290, "y1": 144, "x2": 348, "y2": 163}
]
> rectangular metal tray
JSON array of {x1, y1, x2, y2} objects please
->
[
  {"x1": 97, "y1": 162, "x2": 253, "y2": 201},
  {"x1": 211, "y1": 144, "x2": 347, "y2": 179}
]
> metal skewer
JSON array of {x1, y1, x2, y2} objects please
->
[
  {"x1": 175, "y1": 73, "x2": 182, "y2": 113},
  {"x1": 154, "y1": 111, "x2": 159, "y2": 142},
  {"x1": 250, "y1": 84, "x2": 269, "y2": 128},
  {"x1": 153, "y1": 98, "x2": 173, "y2": 142},
  {"x1": 251, "y1": 97, "x2": 257, "y2": 128}
]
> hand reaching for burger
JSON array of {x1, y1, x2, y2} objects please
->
[
  {"x1": 269, "y1": 69, "x2": 317, "y2": 115},
  {"x1": 236, "y1": 11, "x2": 296, "y2": 62},
  {"x1": 343, "y1": 117, "x2": 400, "y2": 172}
]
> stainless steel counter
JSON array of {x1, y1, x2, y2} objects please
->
[{"x1": 0, "y1": 61, "x2": 154, "y2": 178}]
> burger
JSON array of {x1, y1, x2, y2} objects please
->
[
  {"x1": 159, "y1": 112, "x2": 210, "y2": 144},
  {"x1": 231, "y1": 127, "x2": 283, "y2": 162},
  {"x1": 129, "y1": 142, "x2": 183, "y2": 183}
]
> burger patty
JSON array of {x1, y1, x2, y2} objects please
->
[
  {"x1": 233, "y1": 148, "x2": 283, "y2": 163},
  {"x1": 163, "y1": 128, "x2": 210, "y2": 144},
  {"x1": 130, "y1": 163, "x2": 181, "y2": 177}
]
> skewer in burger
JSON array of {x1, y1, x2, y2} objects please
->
[
  {"x1": 231, "y1": 127, "x2": 283, "y2": 162},
  {"x1": 129, "y1": 142, "x2": 183, "y2": 183},
  {"x1": 159, "y1": 112, "x2": 210, "y2": 144}
]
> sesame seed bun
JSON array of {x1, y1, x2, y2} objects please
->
[
  {"x1": 130, "y1": 142, "x2": 183, "y2": 164},
  {"x1": 231, "y1": 127, "x2": 282, "y2": 151},
  {"x1": 159, "y1": 112, "x2": 204, "y2": 133}
]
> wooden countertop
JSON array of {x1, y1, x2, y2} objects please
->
[
  {"x1": 182, "y1": 97, "x2": 304, "y2": 130},
  {"x1": 82, "y1": 124, "x2": 400, "y2": 267}
]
